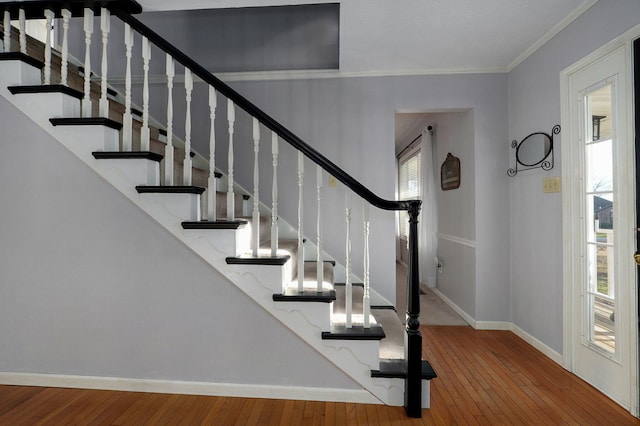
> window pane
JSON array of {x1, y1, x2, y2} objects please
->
[
  {"x1": 589, "y1": 293, "x2": 616, "y2": 353},
  {"x1": 586, "y1": 139, "x2": 613, "y2": 193}
]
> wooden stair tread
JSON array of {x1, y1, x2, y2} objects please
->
[
  {"x1": 273, "y1": 287, "x2": 336, "y2": 303},
  {"x1": 92, "y1": 151, "x2": 163, "y2": 162},
  {"x1": 8, "y1": 84, "x2": 83, "y2": 99},
  {"x1": 226, "y1": 254, "x2": 290, "y2": 266},
  {"x1": 0, "y1": 51, "x2": 44, "y2": 69},
  {"x1": 181, "y1": 220, "x2": 248, "y2": 230},
  {"x1": 371, "y1": 359, "x2": 437, "y2": 380},
  {"x1": 321, "y1": 324, "x2": 386, "y2": 340},
  {"x1": 135, "y1": 185, "x2": 205, "y2": 194},
  {"x1": 49, "y1": 117, "x2": 122, "y2": 130}
]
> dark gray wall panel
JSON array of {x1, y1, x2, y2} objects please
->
[{"x1": 138, "y1": 4, "x2": 339, "y2": 72}]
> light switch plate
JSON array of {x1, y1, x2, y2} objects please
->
[{"x1": 543, "y1": 176, "x2": 561, "y2": 193}]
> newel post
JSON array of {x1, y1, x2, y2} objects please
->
[{"x1": 405, "y1": 200, "x2": 422, "y2": 418}]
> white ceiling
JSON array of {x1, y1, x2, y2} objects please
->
[{"x1": 137, "y1": 0, "x2": 596, "y2": 74}]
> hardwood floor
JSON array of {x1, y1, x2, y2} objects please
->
[{"x1": 1, "y1": 326, "x2": 638, "y2": 425}]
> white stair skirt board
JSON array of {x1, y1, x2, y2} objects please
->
[
  {"x1": 273, "y1": 301, "x2": 332, "y2": 331},
  {"x1": 0, "y1": 372, "x2": 379, "y2": 405},
  {"x1": 136, "y1": 192, "x2": 201, "y2": 222},
  {"x1": 182, "y1": 227, "x2": 251, "y2": 259},
  {"x1": 223, "y1": 263, "x2": 289, "y2": 295},
  {"x1": 371, "y1": 376, "x2": 431, "y2": 408},
  {"x1": 93, "y1": 158, "x2": 160, "y2": 186},
  {"x1": 11, "y1": 92, "x2": 80, "y2": 118},
  {"x1": 0, "y1": 61, "x2": 41, "y2": 86},
  {"x1": 0, "y1": 68, "x2": 407, "y2": 407},
  {"x1": 322, "y1": 339, "x2": 381, "y2": 371}
]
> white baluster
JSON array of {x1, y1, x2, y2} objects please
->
[
  {"x1": 82, "y1": 8, "x2": 94, "y2": 117},
  {"x1": 271, "y1": 132, "x2": 279, "y2": 256},
  {"x1": 316, "y1": 165, "x2": 323, "y2": 291},
  {"x1": 98, "y1": 8, "x2": 110, "y2": 117},
  {"x1": 363, "y1": 201, "x2": 371, "y2": 328},
  {"x1": 3, "y1": 11, "x2": 10, "y2": 53},
  {"x1": 252, "y1": 118, "x2": 261, "y2": 256},
  {"x1": 140, "y1": 36, "x2": 151, "y2": 151},
  {"x1": 207, "y1": 86, "x2": 217, "y2": 220},
  {"x1": 60, "y1": 10, "x2": 71, "y2": 86},
  {"x1": 226, "y1": 99, "x2": 235, "y2": 220},
  {"x1": 122, "y1": 23, "x2": 133, "y2": 151},
  {"x1": 345, "y1": 190, "x2": 352, "y2": 328},
  {"x1": 18, "y1": 9, "x2": 25, "y2": 54},
  {"x1": 297, "y1": 152, "x2": 305, "y2": 292},
  {"x1": 43, "y1": 10, "x2": 54, "y2": 85},
  {"x1": 183, "y1": 68, "x2": 193, "y2": 186},
  {"x1": 164, "y1": 54, "x2": 175, "y2": 185}
]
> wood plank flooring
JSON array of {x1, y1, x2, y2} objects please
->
[{"x1": 1, "y1": 326, "x2": 638, "y2": 425}]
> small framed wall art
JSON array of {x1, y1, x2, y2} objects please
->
[{"x1": 440, "y1": 153, "x2": 461, "y2": 190}]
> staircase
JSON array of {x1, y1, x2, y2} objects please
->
[{"x1": 0, "y1": 0, "x2": 434, "y2": 417}]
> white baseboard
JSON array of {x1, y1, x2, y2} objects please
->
[
  {"x1": 430, "y1": 287, "x2": 475, "y2": 327},
  {"x1": 475, "y1": 321, "x2": 511, "y2": 330},
  {"x1": 429, "y1": 289, "x2": 563, "y2": 367},
  {"x1": 0, "y1": 372, "x2": 378, "y2": 404},
  {"x1": 510, "y1": 324, "x2": 563, "y2": 365}
]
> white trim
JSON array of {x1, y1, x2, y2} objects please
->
[
  {"x1": 430, "y1": 289, "x2": 564, "y2": 366},
  {"x1": 560, "y1": 23, "x2": 640, "y2": 417},
  {"x1": 106, "y1": 66, "x2": 509, "y2": 87},
  {"x1": 0, "y1": 372, "x2": 378, "y2": 404},
  {"x1": 511, "y1": 324, "x2": 564, "y2": 365},
  {"x1": 475, "y1": 321, "x2": 511, "y2": 331},
  {"x1": 506, "y1": 0, "x2": 599, "y2": 71},
  {"x1": 437, "y1": 233, "x2": 476, "y2": 248},
  {"x1": 430, "y1": 287, "x2": 475, "y2": 327}
]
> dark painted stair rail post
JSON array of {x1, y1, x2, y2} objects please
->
[
  {"x1": 0, "y1": 0, "x2": 427, "y2": 417},
  {"x1": 405, "y1": 200, "x2": 423, "y2": 417}
]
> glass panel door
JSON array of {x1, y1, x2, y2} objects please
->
[{"x1": 583, "y1": 83, "x2": 617, "y2": 357}]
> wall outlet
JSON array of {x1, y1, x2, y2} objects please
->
[{"x1": 543, "y1": 176, "x2": 561, "y2": 193}]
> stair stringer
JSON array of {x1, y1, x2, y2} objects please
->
[{"x1": 0, "y1": 72, "x2": 407, "y2": 406}]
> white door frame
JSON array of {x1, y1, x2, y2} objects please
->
[{"x1": 561, "y1": 24, "x2": 640, "y2": 417}]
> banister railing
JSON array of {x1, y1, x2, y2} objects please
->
[{"x1": 0, "y1": 0, "x2": 424, "y2": 417}]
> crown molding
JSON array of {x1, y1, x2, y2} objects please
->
[{"x1": 506, "y1": 0, "x2": 599, "y2": 71}]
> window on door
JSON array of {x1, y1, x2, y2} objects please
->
[{"x1": 583, "y1": 82, "x2": 616, "y2": 356}]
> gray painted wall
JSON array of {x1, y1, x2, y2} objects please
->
[
  {"x1": 227, "y1": 74, "x2": 509, "y2": 309},
  {"x1": 507, "y1": 0, "x2": 640, "y2": 353},
  {"x1": 0, "y1": 95, "x2": 358, "y2": 390},
  {"x1": 431, "y1": 111, "x2": 477, "y2": 318}
]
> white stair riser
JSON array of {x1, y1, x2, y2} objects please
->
[
  {"x1": 0, "y1": 61, "x2": 41, "y2": 86},
  {"x1": 52, "y1": 125, "x2": 119, "y2": 152},
  {"x1": 15, "y1": 92, "x2": 80, "y2": 118},
  {"x1": 93, "y1": 158, "x2": 159, "y2": 186},
  {"x1": 137, "y1": 192, "x2": 201, "y2": 221}
]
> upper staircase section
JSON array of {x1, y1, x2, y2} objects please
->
[{"x1": 0, "y1": 0, "x2": 429, "y2": 417}]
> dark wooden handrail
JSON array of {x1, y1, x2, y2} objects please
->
[{"x1": 110, "y1": 8, "x2": 420, "y2": 214}]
